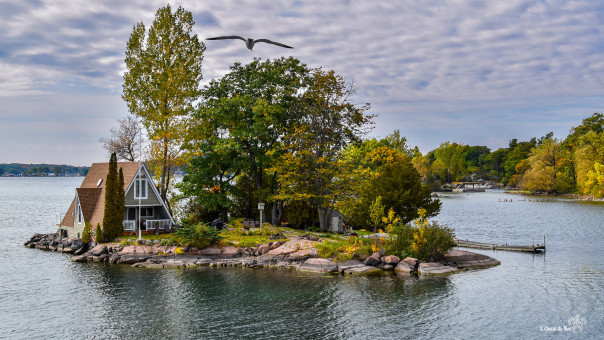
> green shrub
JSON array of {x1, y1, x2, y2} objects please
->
[
  {"x1": 411, "y1": 221, "x2": 456, "y2": 262},
  {"x1": 95, "y1": 223, "x2": 103, "y2": 243},
  {"x1": 173, "y1": 223, "x2": 224, "y2": 249},
  {"x1": 120, "y1": 239, "x2": 134, "y2": 246},
  {"x1": 385, "y1": 222, "x2": 415, "y2": 258},
  {"x1": 82, "y1": 222, "x2": 92, "y2": 243},
  {"x1": 159, "y1": 238, "x2": 176, "y2": 246},
  {"x1": 229, "y1": 218, "x2": 244, "y2": 229}
]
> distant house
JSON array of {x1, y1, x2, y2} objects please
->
[{"x1": 58, "y1": 162, "x2": 174, "y2": 238}]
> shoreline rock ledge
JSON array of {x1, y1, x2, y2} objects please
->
[{"x1": 25, "y1": 233, "x2": 500, "y2": 276}]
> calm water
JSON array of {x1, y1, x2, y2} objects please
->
[{"x1": 1, "y1": 178, "x2": 602, "y2": 339}]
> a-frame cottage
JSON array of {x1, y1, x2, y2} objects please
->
[{"x1": 58, "y1": 161, "x2": 174, "y2": 238}]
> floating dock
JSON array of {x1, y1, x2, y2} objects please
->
[{"x1": 454, "y1": 238, "x2": 546, "y2": 253}]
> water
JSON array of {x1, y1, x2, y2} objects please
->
[{"x1": 1, "y1": 178, "x2": 602, "y2": 339}]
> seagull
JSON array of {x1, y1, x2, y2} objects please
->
[{"x1": 206, "y1": 36, "x2": 293, "y2": 50}]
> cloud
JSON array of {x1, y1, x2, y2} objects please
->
[{"x1": 1, "y1": 0, "x2": 604, "y2": 163}]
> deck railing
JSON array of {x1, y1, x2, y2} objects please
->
[
  {"x1": 123, "y1": 220, "x2": 136, "y2": 231},
  {"x1": 146, "y1": 219, "x2": 171, "y2": 233}
]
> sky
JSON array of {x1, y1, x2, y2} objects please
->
[{"x1": 1, "y1": 0, "x2": 603, "y2": 166}]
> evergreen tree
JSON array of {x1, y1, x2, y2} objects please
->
[
  {"x1": 102, "y1": 153, "x2": 119, "y2": 241},
  {"x1": 116, "y1": 167, "x2": 125, "y2": 235},
  {"x1": 95, "y1": 223, "x2": 103, "y2": 243}
]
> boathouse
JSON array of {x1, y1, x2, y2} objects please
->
[{"x1": 57, "y1": 162, "x2": 174, "y2": 238}]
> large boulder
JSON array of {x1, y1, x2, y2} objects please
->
[
  {"x1": 299, "y1": 258, "x2": 338, "y2": 273},
  {"x1": 89, "y1": 245, "x2": 108, "y2": 256},
  {"x1": 383, "y1": 255, "x2": 401, "y2": 266},
  {"x1": 336, "y1": 260, "x2": 365, "y2": 273},
  {"x1": 201, "y1": 247, "x2": 222, "y2": 257},
  {"x1": 256, "y1": 243, "x2": 271, "y2": 255},
  {"x1": 221, "y1": 246, "x2": 242, "y2": 258},
  {"x1": 364, "y1": 252, "x2": 382, "y2": 267}
]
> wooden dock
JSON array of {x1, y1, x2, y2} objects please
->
[{"x1": 454, "y1": 238, "x2": 546, "y2": 253}]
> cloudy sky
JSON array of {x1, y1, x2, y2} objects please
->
[{"x1": 1, "y1": 0, "x2": 603, "y2": 166}]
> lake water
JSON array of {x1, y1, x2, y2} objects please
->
[{"x1": 1, "y1": 177, "x2": 602, "y2": 339}]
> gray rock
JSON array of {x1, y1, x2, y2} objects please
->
[
  {"x1": 299, "y1": 258, "x2": 338, "y2": 273},
  {"x1": 343, "y1": 265, "x2": 383, "y2": 275},
  {"x1": 394, "y1": 261, "x2": 413, "y2": 273},
  {"x1": 418, "y1": 262, "x2": 461, "y2": 275},
  {"x1": 221, "y1": 246, "x2": 242, "y2": 258},
  {"x1": 364, "y1": 252, "x2": 381, "y2": 267},
  {"x1": 336, "y1": 260, "x2": 365, "y2": 273},
  {"x1": 201, "y1": 247, "x2": 222, "y2": 257}
]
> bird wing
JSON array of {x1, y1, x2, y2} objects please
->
[
  {"x1": 207, "y1": 36, "x2": 247, "y2": 42},
  {"x1": 254, "y1": 39, "x2": 293, "y2": 49}
]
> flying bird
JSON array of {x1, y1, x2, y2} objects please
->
[{"x1": 206, "y1": 36, "x2": 293, "y2": 51}]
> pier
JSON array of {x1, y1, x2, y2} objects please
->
[{"x1": 454, "y1": 238, "x2": 546, "y2": 253}]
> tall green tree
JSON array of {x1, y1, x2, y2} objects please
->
[
  {"x1": 122, "y1": 5, "x2": 205, "y2": 208},
  {"x1": 102, "y1": 153, "x2": 121, "y2": 241},
  {"x1": 196, "y1": 57, "x2": 309, "y2": 224}
]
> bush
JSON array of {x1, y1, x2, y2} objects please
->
[
  {"x1": 173, "y1": 223, "x2": 224, "y2": 249},
  {"x1": 411, "y1": 221, "x2": 456, "y2": 262},
  {"x1": 385, "y1": 222, "x2": 415, "y2": 258},
  {"x1": 159, "y1": 238, "x2": 176, "y2": 246},
  {"x1": 95, "y1": 223, "x2": 103, "y2": 243},
  {"x1": 82, "y1": 223, "x2": 92, "y2": 243}
]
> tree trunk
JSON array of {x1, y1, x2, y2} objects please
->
[
  {"x1": 271, "y1": 200, "x2": 283, "y2": 226},
  {"x1": 317, "y1": 207, "x2": 332, "y2": 232}
]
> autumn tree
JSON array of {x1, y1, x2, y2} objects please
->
[
  {"x1": 122, "y1": 5, "x2": 205, "y2": 207},
  {"x1": 99, "y1": 116, "x2": 143, "y2": 161},
  {"x1": 520, "y1": 137, "x2": 573, "y2": 193},
  {"x1": 196, "y1": 57, "x2": 309, "y2": 224},
  {"x1": 273, "y1": 68, "x2": 372, "y2": 231},
  {"x1": 339, "y1": 135, "x2": 440, "y2": 229}
]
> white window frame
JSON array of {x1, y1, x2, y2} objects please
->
[{"x1": 134, "y1": 178, "x2": 148, "y2": 199}]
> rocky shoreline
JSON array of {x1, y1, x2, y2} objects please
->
[{"x1": 25, "y1": 233, "x2": 500, "y2": 276}]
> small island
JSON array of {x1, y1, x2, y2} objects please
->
[{"x1": 25, "y1": 225, "x2": 500, "y2": 276}]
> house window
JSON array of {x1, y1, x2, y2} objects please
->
[
  {"x1": 134, "y1": 178, "x2": 147, "y2": 199},
  {"x1": 141, "y1": 207, "x2": 153, "y2": 217},
  {"x1": 78, "y1": 204, "x2": 82, "y2": 224}
]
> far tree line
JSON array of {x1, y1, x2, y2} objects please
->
[
  {"x1": 412, "y1": 112, "x2": 604, "y2": 197},
  {"x1": 0, "y1": 163, "x2": 89, "y2": 177}
]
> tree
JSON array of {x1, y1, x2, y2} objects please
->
[
  {"x1": 122, "y1": 5, "x2": 205, "y2": 207},
  {"x1": 99, "y1": 116, "x2": 143, "y2": 161},
  {"x1": 520, "y1": 137, "x2": 573, "y2": 193},
  {"x1": 196, "y1": 57, "x2": 309, "y2": 224},
  {"x1": 273, "y1": 68, "x2": 372, "y2": 231},
  {"x1": 102, "y1": 153, "x2": 123, "y2": 241},
  {"x1": 95, "y1": 223, "x2": 103, "y2": 243}
]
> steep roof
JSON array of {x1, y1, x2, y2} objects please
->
[{"x1": 60, "y1": 162, "x2": 141, "y2": 228}]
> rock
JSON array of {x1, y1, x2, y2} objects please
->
[
  {"x1": 394, "y1": 261, "x2": 414, "y2": 273},
  {"x1": 268, "y1": 232, "x2": 285, "y2": 240},
  {"x1": 443, "y1": 249, "x2": 500, "y2": 269},
  {"x1": 297, "y1": 234, "x2": 320, "y2": 241},
  {"x1": 299, "y1": 258, "x2": 338, "y2": 273},
  {"x1": 269, "y1": 241, "x2": 283, "y2": 250},
  {"x1": 267, "y1": 239, "x2": 316, "y2": 256},
  {"x1": 89, "y1": 245, "x2": 108, "y2": 256},
  {"x1": 257, "y1": 243, "x2": 271, "y2": 255},
  {"x1": 201, "y1": 247, "x2": 222, "y2": 257},
  {"x1": 221, "y1": 246, "x2": 242, "y2": 258},
  {"x1": 117, "y1": 255, "x2": 151, "y2": 264},
  {"x1": 382, "y1": 264, "x2": 394, "y2": 271},
  {"x1": 418, "y1": 262, "x2": 460, "y2": 275},
  {"x1": 364, "y1": 252, "x2": 381, "y2": 266},
  {"x1": 70, "y1": 255, "x2": 87, "y2": 263},
  {"x1": 383, "y1": 255, "x2": 401, "y2": 265},
  {"x1": 256, "y1": 254, "x2": 282, "y2": 267},
  {"x1": 71, "y1": 239, "x2": 83, "y2": 249},
  {"x1": 403, "y1": 257, "x2": 420, "y2": 271},
  {"x1": 74, "y1": 246, "x2": 87, "y2": 255},
  {"x1": 343, "y1": 265, "x2": 383, "y2": 275},
  {"x1": 336, "y1": 260, "x2": 365, "y2": 273}
]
